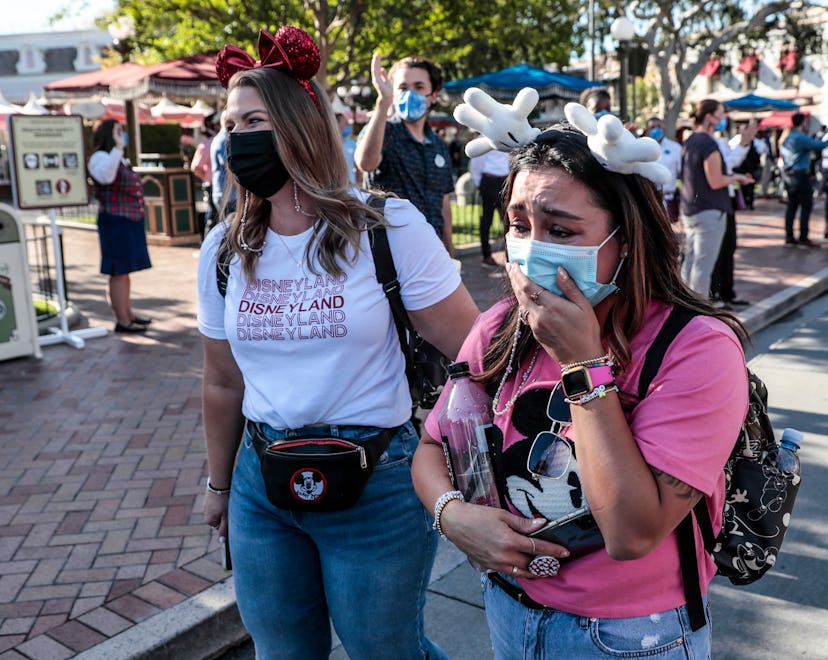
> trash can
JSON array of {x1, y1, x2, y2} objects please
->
[{"x1": 0, "y1": 203, "x2": 41, "y2": 360}]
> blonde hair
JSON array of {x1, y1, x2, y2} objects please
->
[{"x1": 222, "y1": 67, "x2": 384, "y2": 279}]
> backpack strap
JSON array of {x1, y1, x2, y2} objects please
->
[
  {"x1": 639, "y1": 306, "x2": 708, "y2": 631},
  {"x1": 366, "y1": 197, "x2": 419, "y2": 404}
]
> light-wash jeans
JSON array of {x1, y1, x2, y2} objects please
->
[
  {"x1": 681, "y1": 209, "x2": 727, "y2": 297},
  {"x1": 483, "y1": 573, "x2": 712, "y2": 659},
  {"x1": 229, "y1": 421, "x2": 447, "y2": 660}
]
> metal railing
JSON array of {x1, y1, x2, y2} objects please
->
[{"x1": 24, "y1": 217, "x2": 67, "y2": 326}]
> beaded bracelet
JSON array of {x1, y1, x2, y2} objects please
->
[
  {"x1": 565, "y1": 384, "x2": 619, "y2": 406},
  {"x1": 433, "y1": 490, "x2": 464, "y2": 538},
  {"x1": 206, "y1": 479, "x2": 231, "y2": 495},
  {"x1": 559, "y1": 353, "x2": 612, "y2": 371}
]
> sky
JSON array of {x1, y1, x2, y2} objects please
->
[{"x1": 0, "y1": 0, "x2": 115, "y2": 35}]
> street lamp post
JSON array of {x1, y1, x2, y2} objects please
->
[
  {"x1": 107, "y1": 16, "x2": 139, "y2": 164},
  {"x1": 610, "y1": 16, "x2": 635, "y2": 122}
]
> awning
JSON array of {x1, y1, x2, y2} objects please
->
[
  {"x1": 736, "y1": 55, "x2": 759, "y2": 74},
  {"x1": 779, "y1": 50, "x2": 799, "y2": 73},
  {"x1": 700, "y1": 59, "x2": 722, "y2": 77},
  {"x1": 723, "y1": 94, "x2": 799, "y2": 112},
  {"x1": 44, "y1": 52, "x2": 223, "y2": 101},
  {"x1": 759, "y1": 110, "x2": 808, "y2": 129},
  {"x1": 444, "y1": 64, "x2": 597, "y2": 101}
]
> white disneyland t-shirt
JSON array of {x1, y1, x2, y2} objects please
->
[{"x1": 197, "y1": 194, "x2": 461, "y2": 430}]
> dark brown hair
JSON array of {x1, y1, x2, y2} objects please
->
[
  {"x1": 692, "y1": 99, "x2": 722, "y2": 127},
  {"x1": 90, "y1": 119, "x2": 120, "y2": 155},
  {"x1": 478, "y1": 126, "x2": 748, "y2": 391}
]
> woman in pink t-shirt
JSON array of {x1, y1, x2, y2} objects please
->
[{"x1": 412, "y1": 122, "x2": 749, "y2": 658}]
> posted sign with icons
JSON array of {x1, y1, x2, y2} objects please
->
[{"x1": 8, "y1": 115, "x2": 89, "y2": 209}]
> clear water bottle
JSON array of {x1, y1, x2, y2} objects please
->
[
  {"x1": 774, "y1": 428, "x2": 803, "y2": 477},
  {"x1": 437, "y1": 361, "x2": 499, "y2": 507}
]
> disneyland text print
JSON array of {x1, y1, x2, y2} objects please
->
[{"x1": 235, "y1": 274, "x2": 348, "y2": 341}]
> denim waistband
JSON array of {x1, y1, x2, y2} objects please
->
[{"x1": 245, "y1": 419, "x2": 400, "y2": 443}]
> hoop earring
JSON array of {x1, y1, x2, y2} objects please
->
[{"x1": 237, "y1": 190, "x2": 265, "y2": 254}]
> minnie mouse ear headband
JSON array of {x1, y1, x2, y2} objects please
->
[
  {"x1": 453, "y1": 87, "x2": 672, "y2": 187},
  {"x1": 216, "y1": 26, "x2": 321, "y2": 109}
]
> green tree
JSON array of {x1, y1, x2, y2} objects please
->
[{"x1": 96, "y1": 0, "x2": 583, "y2": 99}]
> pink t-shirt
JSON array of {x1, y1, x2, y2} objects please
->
[{"x1": 425, "y1": 299, "x2": 748, "y2": 618}]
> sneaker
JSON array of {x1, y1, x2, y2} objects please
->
[
  {"x1": 727, "y1": 299, "x2": 751, "y2": 307},
  {"x1": 481, "y1": 256, "x2": 498, "y2": 267},
  {"x1": 798, "y1": 238, "x2": 821, "y2": 249},
  {"x1": 784, "y1": 239, "x2": 798, "y2": 248}
]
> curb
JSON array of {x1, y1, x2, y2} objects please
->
[
  {"x1": 82, "y1": 268, "x2": 828, "y2": 660},
  {"x1": 737, "y1": 266, "x2": 828, "y2": 335}
]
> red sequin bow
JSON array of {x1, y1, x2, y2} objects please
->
[{"x1": 216, "y1": 27, "x2": 320, "y2": 107}]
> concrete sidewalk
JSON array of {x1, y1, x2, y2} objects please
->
[{"x1": 0, "y1": 196, "x2": 827, "y2": 659}]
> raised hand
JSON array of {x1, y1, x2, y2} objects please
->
[{"x1": 454, "y1": 87, "x2": 541, "y2": 158}]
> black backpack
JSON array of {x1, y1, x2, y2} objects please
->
[
  {"x1": 639, "y1": 308, "x2": 801, "y2": 630},
  {"x1": 214, "y1": 197, "x2": 449, "y2": 411}
]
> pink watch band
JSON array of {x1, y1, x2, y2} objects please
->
[{"x1": 586, "y1": 364, "x2": 614, "y2": 388}]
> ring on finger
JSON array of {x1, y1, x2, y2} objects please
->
[
  {"x1": 528, "y1": 555, "x2": 560, "y2": 578},
  {"x1": 519, "y1": 307, "x2": 530, "y2": 324},
  {"x1": 530, "y1": 537, "x2": 537, "y2": 554},
  {"x1": 511, "y1": 565, "x2": 519, "y2": 577},
  {"x1": 529, "y1": 289, "x2": 543, "y2": 303}
]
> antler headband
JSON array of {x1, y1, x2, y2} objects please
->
[{"x1": 216, "y1": 26, "x2": 321, "y2": 109}]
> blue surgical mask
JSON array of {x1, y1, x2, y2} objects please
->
[
  {"x1": 649, "y1": 127, "x2": 664, "y2": 141},
  {"x1": 342, "y1": 124, "x2": 352, "y2": 138},
  {"x1": 395, "y1": 89, "x2": 427, "y2": 122},
  {"x1": 714, "y1": 117, "x2": 727, "y2": 132},
  {"x1": 506, "y1": 227, "x2": 624, "y2": 306},
  {"x1": 594, "y1": 110, "x2": 611, "y2": 119}
]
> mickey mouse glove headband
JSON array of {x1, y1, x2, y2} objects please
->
[{"x1": 452, "y1": 86, "x2": 672, "y2": 186}]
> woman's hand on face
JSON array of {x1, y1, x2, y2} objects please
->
[
  {"x1": 507, "y1": 262, "x2": 603, "y2": 365},
  {"x1": 440, "y1": 501, "x2": 568, "y2": 578},
  {"x1": 114, "y1": 126, "x2": 125, "y2": 151}
]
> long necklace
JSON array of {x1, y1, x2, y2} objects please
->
[
  {"x1": 293, "y1": 180, "x2": 317, "y2": 218},
  {"x1": 492, "y1": 315, "x2": 540, "y2": 416},
  {"x1": 274, "y1": 230, "x2": 305, "y2": 269},
  {"x1": 237, "y1": 191, "x2": 265, "y2": 254}
]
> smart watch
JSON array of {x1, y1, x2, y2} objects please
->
[{"x1": 560, "y1": 364, "x2": 614, "y2": 399}]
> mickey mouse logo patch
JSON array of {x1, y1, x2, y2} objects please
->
[{"x1": 291, "y1": 468, "x2": 327, "y2": 502}]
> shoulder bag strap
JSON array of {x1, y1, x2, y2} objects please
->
[
  {"x1": 366, "y1": 197, "x2": 417, "y2": 393},
  {"x1": 639, "y1": 306, "x2": 707, "y2": 631}
]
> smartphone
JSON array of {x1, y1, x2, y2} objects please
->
[
  {"x1": 528, "y1": 506, "x2": 604, "y2": 561},
  {"x1": 222, "y1": 538, "x2": 232, "y2": 571}
]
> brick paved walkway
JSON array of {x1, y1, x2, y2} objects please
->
[{"x1": 0, "y1": 196, "x2": 826, "y2": 658}]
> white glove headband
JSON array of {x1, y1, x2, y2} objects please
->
[{"x1": 453, "y1": 87, "x2": 671, "y2": 187}]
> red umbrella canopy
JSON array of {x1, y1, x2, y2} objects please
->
[{"x1": 44, "y1": 53, "x2": 221, "y2": 100}]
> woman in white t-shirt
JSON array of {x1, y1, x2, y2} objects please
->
[
  {"x1": 197, "y1": 27, "x2": 478, "y2": 660},
  {"x1": 411, "y1": 99, "x2": 750, "y2": 658}
]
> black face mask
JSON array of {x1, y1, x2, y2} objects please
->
[{"x1": 227, "y1": 130, "x2": 290, "y2": 198}]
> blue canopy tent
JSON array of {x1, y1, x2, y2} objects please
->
[
  {"x1": 722, "y1": 94, "x2": 799, "y2": 112},
  {"x1": 444, "y1": 64, "x2": 597, "y2": 101}
]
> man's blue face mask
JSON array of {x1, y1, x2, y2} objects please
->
[
  {"x1": 649, "y1": 127, "x2": 664, "y2": 141},
  {"x1": 395, "y1": 89, "x2": 428, "y2": 122}
]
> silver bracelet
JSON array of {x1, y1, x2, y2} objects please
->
[
  {"x1": 433, "y1": 490, "x2": 464, "y2": 538},
  {"x1": 206, "y1": 479, "x2": 231, "y2": 495}
]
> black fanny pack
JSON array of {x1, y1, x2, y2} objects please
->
[{"x1": 247, "y1": 421, "x2": 398, "y2": 512}]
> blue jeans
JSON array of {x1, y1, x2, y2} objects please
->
[
  {"x1": 483, "y1": 574, "x2": 712, "y2": 659},
  {"x1": 229, "y1": 421, "x2": 448, "y2": 660}
]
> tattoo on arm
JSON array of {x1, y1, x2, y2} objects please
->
[{"x1": 650, "y1": 467, "x2": 703, "y2": 504}]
